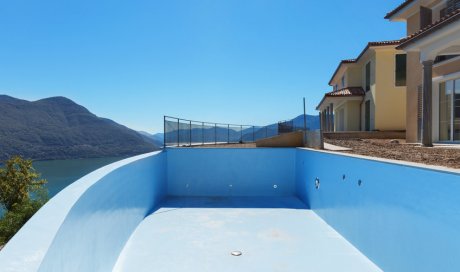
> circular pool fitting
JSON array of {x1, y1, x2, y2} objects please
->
[
  {"x1": 358, "y1": 179, "x2": 362, "y2": 186},
  {"x1": 315, "y1": 178, "x2": 320, "y2": 189},
  {"x1": 231, "y1": 251, "x2": 242, "y2": 256},
  {"x1": 273, "y1": 184, "x2": 278, "y2": 189}
]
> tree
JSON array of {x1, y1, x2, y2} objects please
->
[
  {"x1": 0, "y1": 196, "x2": 47, "y2": 245},
  {"x1": 0, "y1": 156, "x2": 46, "y2": 211},
  {"x1": 0, "y1": 156, "x2": 48, "y2": 245}
]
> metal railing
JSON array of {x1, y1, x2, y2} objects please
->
[
  {"x1": 164, "y1": 116, "x2": 292, "y2": 147},
  {"x1": 163, "y1": 115, "x2": 323, "y2": 148}
]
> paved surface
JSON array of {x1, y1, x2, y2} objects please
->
[
  {"x1": 114, "y1": 197, "x2": 381, "y2": 272},
  {"x1": 324, "y1": 142, "x2": 353, "y2": 151},
  {"x1": 433, "y1": 143, "x2": 460, "y2": 149}
]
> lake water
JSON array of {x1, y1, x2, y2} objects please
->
[
  {"x1": 34, "y1": 157, "x2": 125, "y2": 197},
  {"x1": 0, "y1": 156, "x2": 124, "y2": 217}
]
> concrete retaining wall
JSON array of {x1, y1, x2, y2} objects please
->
[{"x1": 323, "y1": 131, "x2": 405, "y2": 139}]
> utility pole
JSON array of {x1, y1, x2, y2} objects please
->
[{"x1": 303, "y1": 98, "x2": 307, "y2": 146}]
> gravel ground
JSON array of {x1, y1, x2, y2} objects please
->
[{"x1": 326, "y1": 139, "x2": 460, "y2": 169}]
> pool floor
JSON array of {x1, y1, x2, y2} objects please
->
[{"x1": 113, "y1": 197, "x2": 381, "y2": 272}]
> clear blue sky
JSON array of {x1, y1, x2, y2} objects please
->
[{"x1": 0, "y1": 0, "x2": 405, "y2": 134}]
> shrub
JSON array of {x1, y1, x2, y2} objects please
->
[
  {"x1": 0, "y1": 156, "x2": 48, "y2": 246},
  {"x1": 0, "y1": 196, "x2": 47, "y2": 245}
]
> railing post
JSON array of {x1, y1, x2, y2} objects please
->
[
  {"x1": 240, "y1": 125, "x2": 243, "y2": 143},
  {"x1": 303, "y1": 98, "x2": 307, "y2": 147},
  {"x1": 163, "y1": 116, "x2": 166, "y2": 149},
  {"x1": 202, "y1": 122, "x2": 204, "y2": 145},
  {"x1": 227, "y1": 124, "x2": 230, "y2": 144},
  {"x1": 215, "y1": 123, "x2": 217, "y2": 145},
  {"x1": 252, "y1": 126, "x2": 255, "y2": 142},
  {"x1": 177, "y1": 119, "x2": 180, "y2": 147},
  {"x1": 189, "y1": 120, "x2": 192, "y2": 147}
]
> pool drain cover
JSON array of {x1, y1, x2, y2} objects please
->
[{"x1": 231, "y1": 251, "x2": 242, "y2": 256}]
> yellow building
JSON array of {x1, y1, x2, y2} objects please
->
[
  {"x1": 317, "y1": 41, "x2": 407, "y2": 132},
  {"x1": 386, "y1": 0, "x2": 460, "y2": 145}
]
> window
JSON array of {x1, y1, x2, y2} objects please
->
[
  {"x1": 335, "y1": 84, "x2": 338, "y2": 91},
  {"x1": 439, "y1": 79, "x2": 460, "y2": 141},
  {"x1": 446, "y1": 0, "x2": 460, "y2": 14},
  {"x1": 420, "y1": 6, "x2": 432, "y2": 29},
  {"x1": 395, "y1": 54, "x2": 407, "y2": 86},
  {"x1": 365, "y1": 62, "x2": 371, "y2": 92},
  {"x1": 440, "y1": 7, "x2": 447, "y2": 18},
  {"x1": 341, "y1": 75, "x2": 345, "y2": 88}
]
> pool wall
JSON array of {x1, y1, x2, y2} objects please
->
[
  {"x1": 167, "y1": 148, "x2": 296, "y2": 197},
  {"x1": 0, "y1": 152, "x2": 165, "y2": 272},
  {"x1": 37, "y1": 151, "x2": 167, "y2": 272},
  {"x1": 296, "y1": 148, "x2": 460, "y2": 272}
]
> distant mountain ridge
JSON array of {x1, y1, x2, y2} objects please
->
[
  {"x1": 0, "y1": 95, "x2": 159, "y2": 161},
  {"x1": 289, "y1": 114, "x2": 320, "y2": 131},
  {"x1": 138, "y1": 131, "x2": 164, "y2": 147}
]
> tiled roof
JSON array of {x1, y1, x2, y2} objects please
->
[
  {"x1": 398, "y1": 9, "x2": 460, "y2": 48},
  {"x1": 341, "y1": 59, "x2": 357, "y2": 63},
  {"x1": 385, "y1": 0, "x2": 416, "y2": 19},
  {"x1": 366, "y1": 40, "x2": 402, "y2": 47},
  {"x1": 316, "y1": 87, "x2": 365, "y2": 110},
  {"x1": 326, "y1": 87, "x2": 365, "y2": 97},
  {"x1": 328, "y1": 40, "x2": 401, "y2": 85}
]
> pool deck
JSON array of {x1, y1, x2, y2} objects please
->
[{"x1": 113, "y1": 197, "x2": 381, "y2": 272}]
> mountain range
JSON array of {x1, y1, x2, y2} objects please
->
[{"x1": 0, "y1": 95, "x2": 159, "y2": 161}]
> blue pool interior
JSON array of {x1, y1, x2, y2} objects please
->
[
  {"x1": 1, "y1": 148, "x2": 460, "y2": 272},
  {"x1": 113, "y1": 196, "x2": 379, "y2": 272}
]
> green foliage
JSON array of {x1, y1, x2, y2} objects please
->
[
  {"x1": 0, "y1": 196, "x2": 47, "y2": 245},
  {"x1": 0, "y1": 156, "x2": 48, "y2": 245},
  {"x1": 0, "y1": 156, "x2": 47, "y2": 211}
]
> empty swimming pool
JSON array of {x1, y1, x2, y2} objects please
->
[{"x1": 1, "y1": 148, "x2": 459, "y2": 271}]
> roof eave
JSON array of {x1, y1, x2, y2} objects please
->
[
  {"x1": 398, "y1": 11, "x2": 460, "y2": 49},
  {"x1": 328, "y1": 61, "x2": 355, "y2": 86},
  {"x1": 316, "y1": 96, "x2": 328, "y2": 111},
  {"x1": 384, "y1": 0, "x2": 417, "y2": 20},
  {"x1": 328, "y1": 41, "x2": 400, "y2": 87}
]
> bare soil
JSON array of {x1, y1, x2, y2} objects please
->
[{"x1": 326, "y1": 139, "x2": 460, "y2": 169}]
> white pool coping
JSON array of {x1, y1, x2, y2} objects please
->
[{"x1": 298, "y1": 147, "x2": 460, "y2": 175}]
